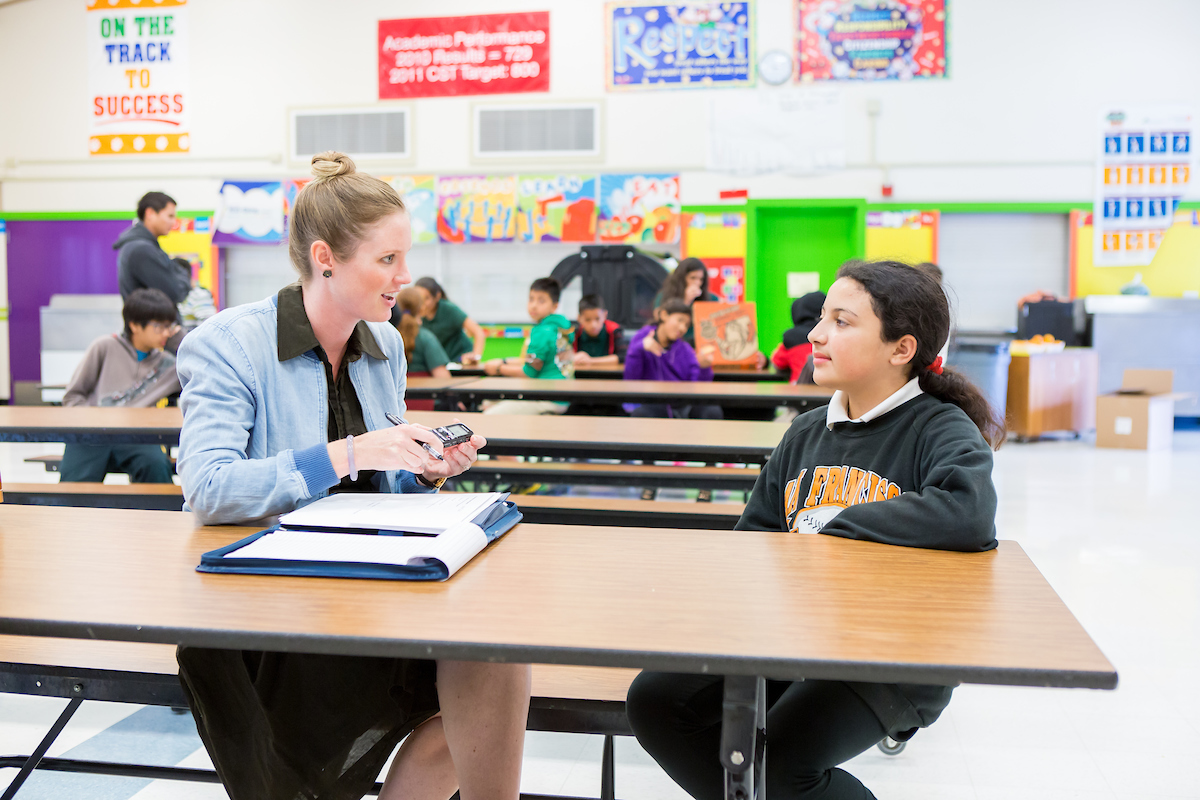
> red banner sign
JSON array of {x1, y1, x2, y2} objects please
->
[{"x1": 379, "y1": 12, "x2": 550, "y2": 99}]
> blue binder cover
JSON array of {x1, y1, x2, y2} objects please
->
[{"x1": 197, "y1": 500, "x2": 522, "y2": 582}]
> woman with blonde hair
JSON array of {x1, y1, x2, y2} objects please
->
[{"x1": 175, "y1": 151, "x2": 529, "y2": 800}]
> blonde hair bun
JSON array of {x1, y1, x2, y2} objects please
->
[{"x1": 311, "y1": 151, "x2": 356, "y2": 180}]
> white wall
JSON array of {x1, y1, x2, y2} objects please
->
[{"x1": 3, "y1": 0, "x2": 1200, "y2": 211}]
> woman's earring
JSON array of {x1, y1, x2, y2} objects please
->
[{"x1": 322, "y1": 269, "x2": 332, "y2": 278}]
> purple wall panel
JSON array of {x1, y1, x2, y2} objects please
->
[{"x1": 6, "y1": 219, "x2": 131, "y2": 384}]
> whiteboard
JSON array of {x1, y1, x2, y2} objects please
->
[{"x1": 938, "y1": 214, "x2": 1069, "y2": 332}]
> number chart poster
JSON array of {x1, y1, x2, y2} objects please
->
[
  {"x1": 437, "y1": 176, "x2": 518, "y2": 243},
  {"x1": 796, "y1": 0, "x2": 946, "y2": 82},
  {"x1": 598, "y1": 174, "x2": 681, "y2": 244},
  {"x1": 607, "y1": 2, "x2": 754, "y2": 90},
  {"x1": 516, "y1": 175, "x2": 598, "y2": 243},
  {"x1": 379, "y1": 12, "x2": 550, "y2": 99},
  {"x1": 1095, "y1": 107, "x2": 1193, "y2": 267},
  {"x1": 385, "y1": 176, "x2": 439, "y2": 245},
  {"x1": 87, "y1": 0, "x2": 189, "y2": 155}
]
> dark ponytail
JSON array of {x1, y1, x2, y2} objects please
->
[
  {"x1": 837, "y1": 260, "x2": 1006, "y2": 450},
  {"x1": 414, "y1": 276, "x2": 448, "y2": 302},
  {"x1": 395, "y1": 288, "x2": 425, "y2": 362}
]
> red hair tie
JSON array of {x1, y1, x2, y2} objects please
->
[{"x1": 926, "y1": 356, "x2": 944, "y2": 375}]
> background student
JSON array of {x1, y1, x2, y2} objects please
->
[
  {"x1": 114, "y1": 191, "x2": 191, "y2": 352},
  {"x1": 572, "y1": 293, "x2": 626, "y2": 366},
  {"x1": 626, "y1": 259, "x2": 1005, "y2": 800},
  {"x1": 60, "y1": 288, "x2": 181, "y2": 483},
  {"x1": 623, "y1": 298, "x2": 721, "y2": 420},
  {"x1": 412, "y1": 276, "x2": 488, "y2": 365},
  {"x1": 392, "y1": 287, "x2": 452, "y2": 411},
  {"x1": 772, "y1": 291, "x2": 825, "y2": 385},
  {"x1": 175, "y1": 152, "x2": 528, "y2": 800},
  {"x1": 482, "y1": 277, "x2": 574, "y2": 414},
  {"x1": 654, "y1": 257, "x2": 718, "y2": 347}
]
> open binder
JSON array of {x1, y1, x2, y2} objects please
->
[{"x1": 198, "y1": 492, "x2": 522, "y2": 582}]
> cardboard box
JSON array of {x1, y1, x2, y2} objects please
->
[{"x1": 1096, "y1": 370, "x2": 1187, "y2": 450}]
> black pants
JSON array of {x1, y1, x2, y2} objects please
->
[
  {"x1": 631, "y1": 403, "x2": 724, "y2": 420},
  {"x1": 60, "y1": 444, "x2": 174, "y2": 483},
  {"x1": 627, "y1": 672, "x2": 886, "y2": 800}
]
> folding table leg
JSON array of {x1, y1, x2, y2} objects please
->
[
  {"x1": 721, "y1": 675, "x2": 765, "y2": 800},
  {"x1": 1, "y1": 697, "x2": 83, "y2": 800},
  {"x1": 600, "y1": 734, "x2": 615, "y2": 800}
]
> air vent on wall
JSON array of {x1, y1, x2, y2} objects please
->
[
  {"x1": 474, "y1": 104, "x2": 601, "y2": 159},
  {"x1": 290, "y1": 107, "x2": 410, "y2": 163}
]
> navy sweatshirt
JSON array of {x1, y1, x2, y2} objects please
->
[{"x1": 737, "y1": 392, "x2": 999, "y2": 736}]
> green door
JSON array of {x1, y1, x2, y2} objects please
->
[{"x1": 749, "y1": 201, "x2": 865, "y2": 352}]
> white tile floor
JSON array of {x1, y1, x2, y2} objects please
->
[{"x1": 2, "y1": 431, "x2": 1199, "y2": 799}]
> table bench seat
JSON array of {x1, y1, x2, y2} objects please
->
[{"x1": 0, "y1": 635, "x2": 635, "y2": 798}]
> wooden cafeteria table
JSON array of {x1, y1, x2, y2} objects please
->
[
  {"x1": 405, "y1": 410, "x2": 784, "y2": 463},
  {"x1": 0, "y1": 406, "x2": 182, "y2": 445},
  {"x1": 444, "y1": 377, "x2": 834, "y2": 410},
  {"x1": 450, "y1": 363, "x2": 789, "y2": 382},
  {"x1": 0, "y1": 506, "x2": 1116, "y2": 797},
  {"x1": 0, "y1": 407, "x2": 783, "y2": 464}
]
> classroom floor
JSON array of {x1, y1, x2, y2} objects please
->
[{"x1": 2, "y1": 431, "x2": 1199, "y2": 800}]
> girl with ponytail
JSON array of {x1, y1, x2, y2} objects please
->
[{"x1": 627, "y1": 259, "x2": 1002, "y2": 800}]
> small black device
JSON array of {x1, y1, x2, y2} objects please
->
[{"x1": 430, "y1": 423, "x2": 474, "y2": 448}]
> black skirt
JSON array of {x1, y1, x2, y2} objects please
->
[{"x1": 178, "y1": 647, "x2": 440, "y2": 800}]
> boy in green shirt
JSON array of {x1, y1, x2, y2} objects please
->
[{"x1": 482, "y1": 278, "x2": 574, "y2": 414}]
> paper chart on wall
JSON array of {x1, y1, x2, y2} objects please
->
[
  {"x1": 386, "y1": 176, "x2": 438, "y2": 245},
  {"x1": 1094, "y1": 107, "x2": 1194, "y2": 267},
  {"x1": 597, "y1": 174, "x2": 680, "y2": 244},
  {"x1": 437, "y1": 176, "x2": 518, "y2": 243},
  {"x1": 516, "y1": 175, "x2": 598, "y2": 243},
  {"x1": 708, "y1": 89, "x2": 845, "y2": 175}
]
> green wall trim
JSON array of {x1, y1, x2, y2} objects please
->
[
  {"x1": 867, "y1": 201, "x2": 1089, "y2": 214},
  {"x1": 0, "y1": 210, "x2": 214, "y2": 221}
]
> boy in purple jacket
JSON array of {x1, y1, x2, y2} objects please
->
[{"x1": 623, "y1": 299, "x2": 722, "y2": 419}]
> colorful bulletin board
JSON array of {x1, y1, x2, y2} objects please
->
[
  {"x1": 385, "y1": 175, "x2": 438, "y2": 244},
  {"x1": 682, "y1": 210, "x2": 747, "y2": 303},
  {"x1": 1094, "y1": 107, "x2": 1193, "y2": 267},
  {"x1": 87, "y1": 0, "x2": 190, "y2": 155},
  {"x1": 437, "y1": 175, "x2": 518, "y2": 243},
  {"x1": 1071, "y1": 209, "x2": 1200, "y2": 298},
  {"x1": 516, "y1": 175, "x2": 598, "y2": 243},
  {"x1": 160, "y1": 215, "x2": 219, "y2": 307},
  {"x1": 213, "y1": 181, "x2": 285, "y2": 244},
  {"x1": 378, "y1": 12, "x2": 550, "y2": 99},
  {"x1": 864, "y1": 209, "x2": 938, "y2": 263},
  {"x1": 598, "y1": 174, "x2": 681, "y2": 244},
  {"x1": 607, "y1": 2, "x2": 754, "y2": 90},
  {"x1": 796, "y1": 0, "x2": 946, "y2": 82}
]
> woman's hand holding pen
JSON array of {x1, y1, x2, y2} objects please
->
[{"x1": 328, "y1": 424, "x2": 445, "y2": 476}]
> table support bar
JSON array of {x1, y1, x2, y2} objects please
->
[
  {"x1": 721, "y1": 675, "x2": 766, "y2": 800},
  {"x1": 0, "y1": 697, "x2": 82, "y2": 800}
]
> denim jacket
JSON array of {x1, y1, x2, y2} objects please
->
[{"x1": 176, "y1": 293, "x2": 430, "y2": 525}]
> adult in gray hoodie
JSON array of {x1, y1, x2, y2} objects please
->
[{"x1": 115, "y1": 191, "x2": 190, "y2": 308}]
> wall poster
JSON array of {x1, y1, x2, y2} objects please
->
[
  {"x1": 160, "y1": 216, "x2": 219, "y2": 308},
  {"x1": 515, "y1": 175, "x2": 598, "y2": 243},
  {"x1": 385, "y1": 176, "x2": 439, "y2": 244},
  {"x1": 213, "y1": 181, "x2": 285, "y2": 245},
  {"x1": 682, "y1": 211, "x2": 747, "y2": 303},
  {"x1": 1095, "y1": 106, "x2": 1193, "y2": 267},
  {"x1": 379, "y1": 12, "x2": 550, "y2": 99},
  {"x1": 437, "y1": 176, "x2": 518, "y2": 243},
  {"x1": 607, "y1": 2, "x2": 754, "y2": 90},
  {"x1": 88, "y1": 0, "x2": 189, "y2": 155},
  {"x1": 796, "y1": 0, "x2": 946, "y2": 82},
  {"x1": 598, "y1": 174, "x2": 681, "y2": 244}
]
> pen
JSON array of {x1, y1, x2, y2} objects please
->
[{"x1": 385, "y1": 411, "x2": 445, "y2": 461}]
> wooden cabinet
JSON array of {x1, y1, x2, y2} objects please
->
[{"x1": 1006, "y1": 349, "x2": 1099, "y2": 438}]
